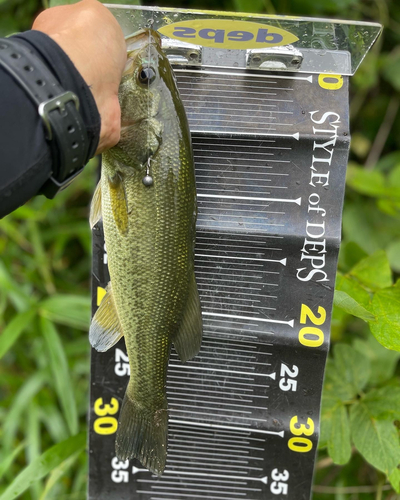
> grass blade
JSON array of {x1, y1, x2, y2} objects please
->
[
  {"x1": 27, "y1": 220, "x2": 55, "y2": 294},
  {"x1": 0, "y1": 433, "x2": 86, "y2": 500},
  {"x1": 3, "y1": 371, "x2": 47, "y2": 452},
  {"x1": 39, "y1": 451, "x2": 81, "y2": 500},
  {"x1": 39, "y1": 406, "x2": 69, "y2": 444},
  {"x1": 40, "y1": 317, "x2": 78, "y2": 435},
  {"x1": 0, "y1": 442, "x2": 25, "y2": 481},
  {"x1": 0, "y1": 309, "x2": 36, "y2": 359},
  {"x1": 0, "y1": 262, "x2": 31, "y2": 311},
  {"x1": 26, "y1": 402, "x2": 42, "y2": 500},
  {"x1": 40, "y1": 295, "x2": 90, "y2": 330}
]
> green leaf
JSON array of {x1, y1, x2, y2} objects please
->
[
  {"x1": 350, "y1": 401, "x2": 400, "y2": 475},
  {"x1": 362, "y1": 386, "x2": 400, "y2": 420},
  {"x1": 0, "y1": 262, "x2": 31, "y2": 311},
  {"x1": 323, "y1": 358, "x2": 356, "y2": 402},
  {"x1": 26, "y1": 402, "x2": 42, "y2": 500},
  {"x1": 0, "y1": 433, "x2": 86, "y2": 500},
  {"x1": 3, "y1": 372, "x2": 47, "y2": 452},
  {"x1": 26, "y1": 402, "x2": 41, "y2": 463},
  {"x1": 346, "y1": 164, "x2": 400, "y2": 200},
  {"x1": 333, "y1": 290, "x2": 375, "y2": 321},
  {"x1": 388, "y1": 164, "x2": 400, "y2": 187},
  {"x1": 387, "y1": 240, "x2": 400, "y2": 273},
  {"x1": 333, "y1": 344, "x2": 370, "y2": 395},
  {"x1": 0, "y1": 442, "x2": 25, "y2": 481},
  {"x1": 382, "y1": 47, "x2": 400, "y2": 91},
  {"x1": 353, "y1": 335, "x2": 400, "y2": 385},
  {"x1": 342, "y1": 202, "x2": 399, "y2": 255},
  {"x1": 39, "y1": 451, "x2": 81, "y2": 500},
  {"x1": 40, "y1": 294, "x2": 90, "y2": 330},
  {"x1": 376, "y1": 152, "x2": 400, "y2": 173},
  {"x1": 39, "y1": 406, "x2": 69, "y2": 443},
  {"x1": 320, "y1": 391, "x2": 338, "y2": 449},
  {"x1": 377, "y1": 198, "x2": 400, "y2": 218},
  {"x1": 27, "y1": 220, "x2": 55, "y2": 295},
  {"x1": 389, "y1": 467, "x2": 400, "y2": 493},
  {"x1": 0, "y1": 309, "x2": 36, "y2": 359},
  {"x1": 335, "y1": 272, "x2": 372, "y2": 308},
  {"x1": 40, "y1": 318, "x2": 78, "y2": 435},
  {"x1": 350, "y1": 250, "x2": 393, "y2": 290},
  {"x1": 328, "y1": 403, "x2": 352, "y2": 465},
  {"x1": 346, "y1": 164, "x2": 387, "y2": 197},
  {"x1": 338, "y1": 241, "x2": 368, "y2": 272},
  {"x1": 370, "y1": 285, "x2": 400, "y2": 351}
]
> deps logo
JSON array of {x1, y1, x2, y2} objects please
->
[{"x1": 158, "y1": 19, "x2": 298, "y2": 49}]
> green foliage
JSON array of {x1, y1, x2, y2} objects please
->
[
  {"x1": 334, "y1": 251, "x2": 400, "y2": 351},
  {"x1": 0, "y1": 160, "x2": 96, "y2": 499},
  {"x1": 1, "y1": 0, "x2": 400, "y2": 498},
  {"x1": 0, "y1": 433, "x2": 86, "y2": 500},
  {"x1": 321, "y1": 342, "x2": 400, "y2": 490}
]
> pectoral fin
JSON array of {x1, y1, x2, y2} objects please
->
[
  {"x1": 89, "y1": 282, "x2": 123, "y2": 352},
  {"x1": 108, "y1": 174, "x2": 129, "y2": 235},
  {"x1": 173, "y1": 272, "x2": 203, "y2": 362},
  {"x1": 89, "y1": 181, "x2": 102, "y2": 229}
]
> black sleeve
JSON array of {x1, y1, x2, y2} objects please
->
[{"x1": 0, "y1": 30, "x2": 101, "y2": 218}]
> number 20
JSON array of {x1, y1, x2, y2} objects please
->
[{"x1": 299, "y1": 304, "x2": 326, "y2": 348}]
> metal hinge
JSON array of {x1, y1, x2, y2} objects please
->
[
  {"x1": 246, "y1": 45, "x2": 303, "y2": 70},
  {"x1": 161, "y1": 39, "x2": 202, "y2": 66}
]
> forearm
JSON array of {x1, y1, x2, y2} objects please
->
[
  {"x1": 0, "y1": 31, "x2": 101, "y2": 218},
  {"x1": 0, "y1": 0, "x2": 126, "y2": 218}
]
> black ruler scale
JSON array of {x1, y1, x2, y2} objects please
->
[{"x1": 88, "y1": 7, "x2": 381, "y2": 500}]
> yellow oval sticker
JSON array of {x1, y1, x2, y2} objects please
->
[{"x1": 158, "y1": 19, "x2": 298, "y2": 49}]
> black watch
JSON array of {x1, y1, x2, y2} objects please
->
[{"x1": 0, "y1": 37, "x2": 89, "y2": 198}]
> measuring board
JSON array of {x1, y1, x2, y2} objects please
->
[{"x1": 88, "y1": 7, "x2": 381, "y2": 500}]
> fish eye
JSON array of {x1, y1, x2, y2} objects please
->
[{"x1": 138, "y1": 66, "x2": 156, "y2": 85}]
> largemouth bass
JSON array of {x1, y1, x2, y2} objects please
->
[{"x1": 89, "y1": 29, "x2": 202, "y2": 476}]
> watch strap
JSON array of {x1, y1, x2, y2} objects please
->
[{"x1": 0, "y1": 37, "x2": 89, "y2": 198}]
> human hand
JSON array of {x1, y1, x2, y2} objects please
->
[{"x1": 33, "y1": 0, "x2": 127, "y2": 154}]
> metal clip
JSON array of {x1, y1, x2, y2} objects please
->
[
  {"x1": 38, "y1": 91, "x2": 80, "y2": 140},
  {"x1": 161, "y1": 39, "x2": 202, "y2": 66},
  {"x1": 246, "y1": 46, "x2": 303, "y2": 71}
]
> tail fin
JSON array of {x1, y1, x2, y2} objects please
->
[{"x1": 115, "y1": 391, "x2": 168, "y2": 476}]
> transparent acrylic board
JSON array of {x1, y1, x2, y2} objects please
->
[
  {"x1": 106, "y1": 4, "x2": 382, "y2": 75},
  {"x1": 88, "y1": 7, "x2": 379, "y2": 499}
]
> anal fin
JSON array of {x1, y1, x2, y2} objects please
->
[
  {"x1": 173, "y1": 272, "x2": 203, "y2": 362},
  {"x1": 89, "y1": 282, "x2": 123, "y2": 352}
]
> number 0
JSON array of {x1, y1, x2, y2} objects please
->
[
  {"x1": 94, "y1": 416, "x2": 118, "y2": 435},
  {"x1": 318, "y1": 74, "x2": 343, "y2": 90},
  {"x1": 299, "y1": 327, "x2": 324, "y2": 347},
  {"x1": 288, "y1": 437, "x2": 313, "y2": 453}
]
